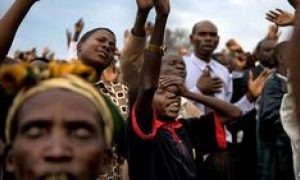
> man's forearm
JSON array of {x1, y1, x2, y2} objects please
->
[
  {"x1": 183, "y1": 91, "x2": 242, "y2": 120},
  {"x1": 135, "y1": 13, "x2": 168, "y2": 134},
  {"x1": 132, "y1": 10, "x2": 150, "y2": 37},
  {"x1": 140, "y1": 15, "x2": 168, "y2": 88},
  {"x1": 0, "y1": 0, "x2": 37, "y2": 62}
]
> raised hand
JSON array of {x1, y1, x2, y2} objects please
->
[
  {"x1": 136, "y1": 0, "x2": 154, "y2": 12},
  {"x1": 196, "y1": 69, "x2": 223, "y2": 95},
  {"x1": 266, "y1": 9, "x2": 294, "y2": 27},
  {"x1": 266, "y1": 24, "x2": 281, "y2": 41},
  {"x1": 0, "y1": 0, "x2": 38, "y2": 63},
  {"x1": 153, "y1": 0, "x2": 170, "y2": 17},
  {"x1": 158, "y1": 75, "x2": 185, "y2": 95},
  {"x1": 73, "y1": 18, "x2": 84, "y2": 41},
  {"x1": 41, "y1": 46, "x2": 50, "y2": 58},
  {"x1": 75, "y1": 18, "x2": 84, "y2": 34},
  {"x1": 247, "y1": 69, "x2": 271, "y2": 101},
  {"x1": 66, "y1": 29, "x2": 72, "y2": 48}
]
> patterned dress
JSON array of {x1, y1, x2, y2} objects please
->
[{"x1": 95, "y1": 80, "x2": 129, "y2": 180}]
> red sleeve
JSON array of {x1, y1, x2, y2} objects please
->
[
  {"x1": 213, "y1": 112, "x2": 227, "y2": 149},
  {"x1": 131, "y1": 103, "x2": 157, "y2": 140}
]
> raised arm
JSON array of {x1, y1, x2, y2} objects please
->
[
  {"x1": 73, "y1": 18, "x2": 84, "y2": 42},
  {"x1": 266, "y1": 8, "x2": 295, "y2": 27},
  {"x1": 265, "y1": 24, "x2": 281, "y2": 42},
  {"x1": 66, "y1": 29, "x2": 72, "y2": 48},
  {"x1": 120, "y1": 0, "x2": 153, "y2": 89},
  {"x1": 0, "y1": 0, "x2": 38, "y2": 62},
  {"x1": 287, "y1": 2, "x2": 300, "y2": 123},
  {"x1": 179, "y1": 83, "x2": 242, "y2": 121},
  {"x1": 132, "y1": 0, "x2": 153, "y2": 37},
  {"x1": 134, "y1": 0, "x2": 169, "y2": 133}
]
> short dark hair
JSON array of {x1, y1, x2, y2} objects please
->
[
  {"x1": 78, "y1": 28, "x2": 115, "y2": 45},
  {"x1": 253, "y1": 39, "x2": 276, "y2": 58},
  {"x1": 191, "y1": 20, "x2": 217, "y2": 35}
]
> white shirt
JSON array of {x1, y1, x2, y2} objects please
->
[
  {"x1": 184, "y1": 53, "x2": 254, "y2": 115},
  {"x1": 281, "y1": 82, "x2": 300, "y2": 180},
  {"x1": 66, "y1": 41, "x2": 78, "y2": 61}
]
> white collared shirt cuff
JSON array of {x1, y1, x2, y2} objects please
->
[{"x1": 234, "y1": 95, "x2": 254, "y2": 115}]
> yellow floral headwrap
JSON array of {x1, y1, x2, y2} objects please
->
[
  {"x1": 0, "y1": 60, "x2": 97, "y2": 94},
  {"x1": 5, "y1": 75, "x2": 114, "y2": 148}
]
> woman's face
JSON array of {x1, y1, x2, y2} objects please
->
[
  {"x1": 7, "y1": 89, "x2": 106, "y2": 180},
  {"x1": 78, "y1": 29, "x2": 116, "y2": 72}
]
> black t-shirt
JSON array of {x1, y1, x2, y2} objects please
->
[{"x1": 126, "y1": 112, "x2": 221, "y2": 180}]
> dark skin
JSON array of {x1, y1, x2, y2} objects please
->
[
  {"x1": 255, "y1": 39, "x2": 277, "y2": 68},
  {"x1": 158, "y1": 76, "x2": 242, "y2": 123},
  {"x1": 0, "y1": 0, "x2": 114, "y2": 80},
  {"x1": 190, "y1": 21, "x2": 220, "y2": 63},
  {"x1": 66, "y1": 29, "x2": 72, "y2": 48},
  {"x1": 73, "y1": 18, "x2": 84, "y2": 42},
  {"x1": 135, "y1": 0, "x2": 170, "y2": 133},
  {"x1": 119, "y1": 0, "x2": 154, "y2": 91},
  {"x1": 288, "y1": 0, "x2": 300, "y2": 9},
  {"x1": 196, "y1": 69, "x2": 223, "y2": 95},
  {"x1": 156, "y1": 55, "x2": 186, "y2": 103},
  {"x1": 132, "y1": 0, "x2": 154, "y2": 37},
  {"x1": 77, "y1": 29, "x2": 116, "y2": 76},
  {"x1": 0, "y1": 0, "x2": 38, "y2": 63},
  {"x1": 160, "y1": 55, "x2": 186, "y2": 79},
  {"x1": 266, "y1": 9, "x2": 294, "y2": 27},
  {"x1": 66, "y1": 18, "x2": 84, "y2": 48},
  {"x1": 286, "y1": 2, "x2": 300, "y2": 125},
  {"x1": 190, "y1": 21, "x2": 223, "y2": 95},
  {"x1": 6, "y1": 89, "x2": 107, "y2": 180},
  {"x1": 273, "y1": 42, "x2": 289, "y2": 77},
  {"x1": 195, "y1": 63, "x2": 271, "y2": 103},
  {"x1": 157, "y1": 66, "x2": 270, "y2": 123}
]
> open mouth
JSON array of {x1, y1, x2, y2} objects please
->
[{"x1": 167, "y1": 101, "x2": 180, "y2": 113}]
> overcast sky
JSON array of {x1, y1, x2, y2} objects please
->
[{"x1": 0, "y1": 0, "x2": 294, "y2": 58}]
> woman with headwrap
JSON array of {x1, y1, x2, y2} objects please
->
[{"x1": 0, "y1": 61, "x2": 123, "y2": 180}]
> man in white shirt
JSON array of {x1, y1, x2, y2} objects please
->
[
  {"x1": 184, "y1": 20, "x2": 254, "y2": 116},
  {"x1": 183, "y1": 20, "x2": 260, "y2": 180}
]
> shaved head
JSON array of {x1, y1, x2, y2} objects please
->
[{"x1": 192, "y1": 20, "x2": 218, "y2": 35}]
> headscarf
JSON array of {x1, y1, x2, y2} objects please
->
[
  {"x1": 0, "y1": 60, "x2": 117, "y2": 148},
  {"x1": 5, "y1": 75, "x2": 114, "y2": 148}
]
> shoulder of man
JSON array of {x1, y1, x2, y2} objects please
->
[{"x1": 182, "y1": 54, "x2": 193, "y2": 63}]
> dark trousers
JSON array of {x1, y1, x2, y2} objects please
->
[{"x1": 257, "y1": 141, "x2": 295, "y2": 180}]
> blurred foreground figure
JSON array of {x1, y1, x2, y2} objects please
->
[{"x1": 0, "y1": 61, "x2": 116, "y2": 180}]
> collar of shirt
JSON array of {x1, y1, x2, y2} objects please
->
[{"x1": 190, "y1": 53, "x2": 217, "y2": 73}]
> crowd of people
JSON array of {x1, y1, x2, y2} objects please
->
[{"x1": 0, "y1": 0, "x2": 300, "y2": 180}]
